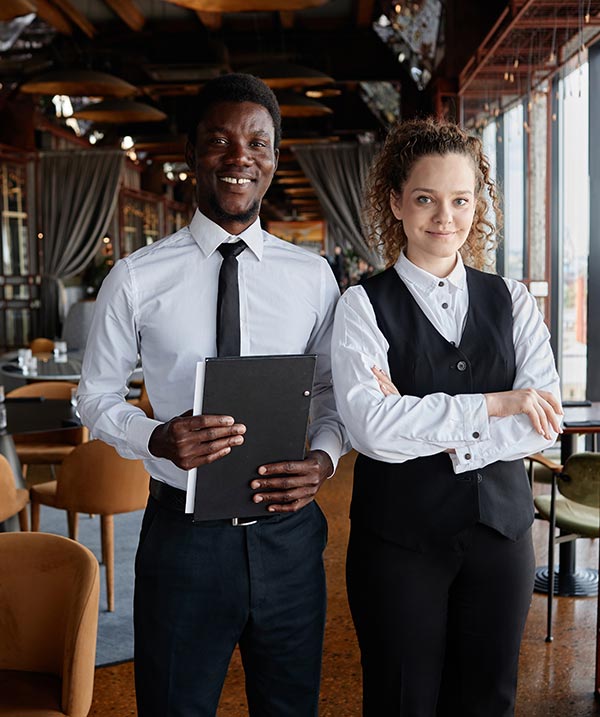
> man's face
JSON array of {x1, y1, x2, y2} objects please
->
[{"x1": 186, "y1": 100, "x2": 279, "y2": 235}]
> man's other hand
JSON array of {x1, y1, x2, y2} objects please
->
[{"x1": 250, "y1": 449, "x2": 334, "y2": 513}]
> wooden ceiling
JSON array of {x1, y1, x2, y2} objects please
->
[{"x1": 2, "y1": 1, "x2": 591, "y2": 220}]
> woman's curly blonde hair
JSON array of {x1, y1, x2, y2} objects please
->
[{"x1": 363, "y1": 117, "x2": 502, "y2": 270}]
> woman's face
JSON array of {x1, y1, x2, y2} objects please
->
[{"x1": 390, "y1": 152, "x2": 477, "y2": 275}]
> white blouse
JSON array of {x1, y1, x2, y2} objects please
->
[{"x1": 331, "y1": 252, "x2": 561, "y2": 474}]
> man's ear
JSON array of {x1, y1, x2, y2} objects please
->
[
  {"x1": 390, "y1": 189, "x2": 403, "y2": 221},
  {"x1": 184, "y1": 140, "x2": 195, "y2": 172},
  {"x1": 273, "y1": 147, "x2": 279, "y2": 173}
]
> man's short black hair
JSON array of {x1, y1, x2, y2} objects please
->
[{"x1": 186, "y1": 73, "x2": 282, "y2": 149}]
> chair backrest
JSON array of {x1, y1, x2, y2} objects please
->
[
  {"x1": 0, "y1": 454, "x2": 27, "y2": 522},
  {"x1": 7, "y1": 381, "x2": 78, "y2": 399},
  {"x1": 0, "y1": 532, "x2": 99, "y2": 716},
  {"x1": 29, "y1": 337, "x2": 55, "y2": 354},
  {"x1": 55, "y1": 439, "x2": 150, "y2": 515},
  {"x1": 61, "y1": 300, "x2": 96, "y2": 352},
  {"x1": 559, "y1": 452, "x2": 600, "y2": 509}
]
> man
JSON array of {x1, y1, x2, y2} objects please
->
[{"x1": 77, "y1": 73, "x2": 347, "y2": 717}]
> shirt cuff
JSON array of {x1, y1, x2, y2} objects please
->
[
  {"x1": 463, "y1": 394, "x2": 491, "y2": 442},
  {"x1": 127, "y1": 413, "x2": 163, "y2": 458},
  {"x1": 309, "y1": 432, "x2": 343, "y2": 477}
]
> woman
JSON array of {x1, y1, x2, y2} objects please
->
[{"x1": 331, "y1": 118, "x2": 562, "y2": 717}]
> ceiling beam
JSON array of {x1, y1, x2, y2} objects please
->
[
  {"x1": 516, "y1": 17, "x2": 600, "y2": 28},
  {"x1": 49, "y1": 0, "x2": 96, "y2": 38},
  {"x1": 35, "y1": 0, "x2": 73, "y2": 34},
  {"x1": 102, "y1": 0, "x2": 146, "y2": 32},
  {"x1": 459, "y1": 1, "x2": 538, "y2": 93}
]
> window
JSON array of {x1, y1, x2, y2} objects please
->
[
  {"x1": 558, "y1": 62, "x2": 589, "y2": 400},
  {"x1": 503, "y1": 103, "x2": 525, "y2": 280}
]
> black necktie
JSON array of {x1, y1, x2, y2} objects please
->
[{"x1": 216, "y1": 240, "x2": 247, "y2": 357}]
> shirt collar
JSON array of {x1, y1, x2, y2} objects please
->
[
  {"x1": 189, "y1": 209, "x2": 264, "y2": 260},
  {"x1": 395, "y1": 251, "x2": 467, "y2": 292}
]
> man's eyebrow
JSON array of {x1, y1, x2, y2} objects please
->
[{"x1": 205, "y1": 126, "x2": 271, "y2": 138}]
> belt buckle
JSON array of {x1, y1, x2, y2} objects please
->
[{"x1": 231, "y1": 517, "x2": 258, "y2": 527}]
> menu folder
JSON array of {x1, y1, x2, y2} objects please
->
[{"x1": 193, "y1": 354, "x2": 317, "y2": 522}]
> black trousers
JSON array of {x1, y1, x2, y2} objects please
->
[
  {"x1": 346, "y1": 522, "x2": 535, "y2": 717},
  {"x1": 134, "y1": 497, "x2": 328, "y2": 717}
]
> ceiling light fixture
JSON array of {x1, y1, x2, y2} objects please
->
[
  {"x1": 162, "y1": 0, "x2": 328, "y2": 11},
  {"x1": 73, "y1": 100, "x2": 167, "y2": 123},
  {"x1": 277, "y1": 91, "x2": 333, "y2": 118},
  {"x1": 242, "y1": 62, "x2": 334, "y2": 90},
  {"x1": 20, "y1": 70, "x2": 138, "y2": 98}
]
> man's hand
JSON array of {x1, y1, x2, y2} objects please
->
[
  {"x1": 149, "y1": 412, "x2": 246, "y2": 471},
  {"x1": 485, "y1": 388, "x2": 563, "y2": 440},
  {"x1": 250, "y1": 449, "x2": 334, "y2": 513}
]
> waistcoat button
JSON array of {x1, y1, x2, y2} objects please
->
[
  {"x1": 472, "y1": 431, "x2": 480, "y2": 439},
  {"x1": 456, "y1": 360, "x2": 467, "y2": 371},
  {"x1": 464, "y1": 453, "x2": 472, "y2": 460}
]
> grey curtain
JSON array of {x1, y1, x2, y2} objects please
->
[
  {"x1": 292, "y1": 142, "x2": 382, "y2": 267},
  {"x1": 39, "y1": 150, "x2": 124, "y2": 338}
]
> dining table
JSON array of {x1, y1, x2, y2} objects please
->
[
  {"x1": 0, "y1": 397, "x2": 81, "y2": 532},
  {"x1": 0, "y1": 352, "x2": 82, "y2": 383}
]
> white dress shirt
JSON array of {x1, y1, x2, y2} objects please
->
[
  {"x1": 331, "y1": 252, "x2": 561, "y2": 474},
  {"x1": 78, "y1": 210, "x2": 347, "y2": 490}
]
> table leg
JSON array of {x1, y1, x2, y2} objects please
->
[{"x1": 0, "y1": 431, "x2": 26, "y2": 533}]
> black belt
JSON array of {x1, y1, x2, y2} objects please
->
[{"x1": 149, "y1": 477, "x2": 262, "y2": 526}]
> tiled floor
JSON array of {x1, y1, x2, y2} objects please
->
[{"x1": 90, "y1": 452, "x2": 600, "y2": 716}]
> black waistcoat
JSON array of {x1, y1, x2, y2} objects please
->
[{"x1": 352, "y1": 266, "x2": 534, "y2": 551}]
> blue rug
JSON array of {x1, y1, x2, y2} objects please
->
[{"x1": 36, "y1": 504, "x2": 143, "y2": 666}]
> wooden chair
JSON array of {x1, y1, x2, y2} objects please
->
[
  {"x1": 7, "y1": 381, "x2": 88, "y2": 480},
  {"x1": 0, "y1": 454, "x2": 28, "y2": 530},
  {"x1": 0, "y1": 532, "x2": 99, "y2": 717},
  {"x1": 29, "y1": 337, "x2": 55, "y2": 354},
  {"x1": 532, "y1": 451, "x2": 600, "y2": 642},
  {"x1": 30, "y1": 439, "x2": 150, "y2": 612}
]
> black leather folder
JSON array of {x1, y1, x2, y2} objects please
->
[{"x1": 193, "y1": 354, "x2": 317, "y2": 521}]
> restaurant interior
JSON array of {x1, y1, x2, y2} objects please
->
[{"x1": 0, "y1": 0, "x2": 599, "y2": 715}]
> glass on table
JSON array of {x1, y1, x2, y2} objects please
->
[
  {"x1": 70, "y1": 387, "x2": 78, "y2": 407},
  {"x1": 23, "y1": 356, "x2": 37, "y2": 376},
  {"x1": 53, "y1": 340, "x2": 67, "y2": 357},
  {"x1": 17, "y1": 348, "x2": 32, "y2": 368}
]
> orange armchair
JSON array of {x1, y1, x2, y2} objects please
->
[
  {"x1": 0, "y1": 532, "x2": 99, "y2": 717},
  {"x1": 0, "y1": 453, "x2": 28, "y2": 530},
  {"x1": 30, "y1": 439, "x2": 150, "y2": 611},
  {"x1": 7, "y1": 381, "x2": 88, "y2": 479}
]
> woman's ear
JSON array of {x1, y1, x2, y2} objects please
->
[{"x1": 390, "y1": 189, "x2": 403, "y2": 221}]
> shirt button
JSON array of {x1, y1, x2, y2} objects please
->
[
  {"x1": 472, "y1": 431, "x2": 480, "y2": 439},
  {"x1": 456, "y1": 360, "x2": 467, "y2": 371},
  {"x1": 438, "y1": 281, "x2": 444, "y2": 287},
  {"x1": 465, "y1": 453, "x2": 472, "y2": 460},
  {"x1": 441, "y1": 302, "x2": 449, "y2": 309}
]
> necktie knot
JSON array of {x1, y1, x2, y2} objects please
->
[{"x1": 218, "y1": 240, "x2": 246, "y2": 260}]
